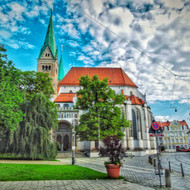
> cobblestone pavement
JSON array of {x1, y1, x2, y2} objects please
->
[
  {"x1": 74, "y1": 153, "x2": 190, "y2": 190},
  {"x1": 160, "y1": 152, "x2": 190, "y2": 175},
  {"x1": 0, "y1": 180, "x2": 154, "y2": 190}
]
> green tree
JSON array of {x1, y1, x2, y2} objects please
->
[
  {"x1": 0, "y1": 44, "x2": 24, "y2": 130},
  {"x1": 19, "y1": 71, "x2": 54, "y2": 100},
  {"x1": 75, "y1": 75, "x2": 130, "y2": 141},
  {"x1": 1, "y1": 93, "x2": 58, "y2": 159},
  {"x1": 0, "y1": 44, "x2": 58, "y2": 159}
]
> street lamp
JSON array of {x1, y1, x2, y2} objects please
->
[{"x1": 98, "y1": 114, "x2": 100, "y2": 149}]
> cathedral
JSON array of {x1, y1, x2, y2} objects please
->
[{"x1": 37, "y1": 11, "x2": 156, "y2": 154}]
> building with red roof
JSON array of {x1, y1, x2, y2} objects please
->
[
  {"x1": 37, "y1": 11, "x2": 156, "y2": 154},
  {"x1": 53, "y1": 66, "x2": 156, "y2": 153},
  {"x1": 156, "y1": 120, "x2": 189, "y2": 150}
]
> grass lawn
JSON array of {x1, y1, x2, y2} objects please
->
[{"x1": 0, "y1": 164, "x2": 109, "y2": 181}]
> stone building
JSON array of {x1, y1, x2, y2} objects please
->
[
  {"x1": 54, "y1": 67, "x2": 156, "y2": 152},
  {"x1": 157, "y1": 120, "x2": 189, "y2": 150},
  {"x1": 188, "y1": 130, "x2": 190, "y2": 148},
  {"x1": 37, "y1": 11, "x2": 59, "y2": 94},
  {"x1": 37, "y1": 11, "x2": 156, "y2": 153}
]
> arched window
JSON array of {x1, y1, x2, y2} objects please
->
[
  {"x1": 132, "y1": 110, "x2": 137, "y2": 140},
  {"x1": 69, "y1": 90, "x2": 73, "y2": 93},
  {"x1": 45, "y1": 65, "x2": 48, "y2": 70},
  {"x1": 130, "y1": 91, "x2": 133, "y2": 96},
  {"x1": 64, "y1": 104, "x2": 69, "y2": 109},
  {"x1": 49, "y1": 66, "x2": 51, "y2": 70},
  {"x1": 42, "y1": 65, "x2": 44, "y2": 70},
  {"x1": 137, "y1": 109, "x2": 143, "y2": 139}
]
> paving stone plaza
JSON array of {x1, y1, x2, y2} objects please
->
[{"x1": 0, "y1": 152, "x2": 190, "y2": 190}]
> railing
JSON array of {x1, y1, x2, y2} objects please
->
[
  {"x1": 58, "y1": 111, "x2": 78, "y2": 119},
  {"x1": 57, "y1": 106, "x2": 76, "y2": 111}
]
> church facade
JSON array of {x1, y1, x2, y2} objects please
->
[{"x1": 37, "y1": 12, "x2": 156, "y2": 154}]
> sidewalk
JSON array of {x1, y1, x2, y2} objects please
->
[
  {"x1": 0, "y1": 180, "x2": 154, "y2": 190},
  {"x1": 0, "y1": 159, "x2": 71, "y2": 165}
]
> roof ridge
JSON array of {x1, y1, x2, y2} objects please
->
[{"x1": 120, "y1": 68, "x2": 126, "y2": 85}]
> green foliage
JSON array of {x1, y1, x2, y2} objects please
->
[
  {"x1": 99, "y1": 136, "x2": 126, "y2": 166},
  {"x1": 0, "y1": 44, "x2": 24, "y2": 130},
  {"x1": 0, "y1": 164, "x2": 109, "y2": 181},
  {"x1": 19, "y1": 71, "x2": 54, "y2": 100},
  {"x1": 160, "y1": 146, "x2": 165, "y2": 152},
  {"x1": 0, "y1": 93, "x2": 58, "y2": 160},
  {"x1": 75, "y1": 75, "x2": 130, "y2": 141},
  {"x1": 0, "y1": 44, "x2": 58, "y2": 159},
  {"x1": 7, "y1": 93, "x2": 58, "y2": 160}
]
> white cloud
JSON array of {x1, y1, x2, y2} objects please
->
[
  {"x1": 161, "y1": 0, "x2": 184, "y2": 9},
  {"x1": 67, "y1": 40, "x2": 79, "y2": 47},
  {"x1": 155, "y1": 115, "x2": 170, "y2": 121},
  {"x1": 7, "y1": 40, "x2": 35, "y2": 50},
  {"x1": 179, "y1": 99, "x2": 190, "y2": 104},
  {"x1": 0, "y1": 30, "x2": 11, "y2": 39}
]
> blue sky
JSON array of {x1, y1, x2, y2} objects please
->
[{"x1": 0, "y1": 0, "x2": 190, "y2": 126}]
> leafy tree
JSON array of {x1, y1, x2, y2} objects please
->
[
  {"x1": 19, "y1": 71, "x2": 54, "y2": 100},
  {"x1": 0, "y1": 44, "x2": 24, "y2": 130},
  {"x1": 75, "y1": 75, "x2": 130, "y2": 141},
  {"x1": 1, "y1": 93, "x2": 58, "y2": 159},
  {"x1": 0, "y1": 44, "x2": 58, "y2": 159}
]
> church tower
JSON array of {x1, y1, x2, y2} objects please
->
[
  {"x1": 37, "y1": 10, "x2": 58, "y2": 94},
  {"x1": 58, "y1": 46, "x2": 64, "y2": 82}
]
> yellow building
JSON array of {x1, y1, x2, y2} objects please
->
[{"x1": 157, "y1": 120, "x2": 189, "y2": 150}]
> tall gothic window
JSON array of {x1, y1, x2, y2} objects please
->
[
  {"x1": 137, "y1": 109, "x2": 143, "y2": 139},
  {"x1": 132, "y1": 109, "x2": 137, "y2": 140}
]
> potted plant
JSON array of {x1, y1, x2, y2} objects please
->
[{"x1": 99, "y1": 135, "x2": 125, "y2": 178}]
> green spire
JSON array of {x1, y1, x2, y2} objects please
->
[
  {"x1": 38, "y1": 10, "x2": 57, "y2": 59},
  {"x1": 58, "y1": 49, "x2": 64, "y2": 81}
]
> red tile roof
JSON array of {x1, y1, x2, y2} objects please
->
[
  {"x1": 157, "y1": 121, "x2": 170, "y2": 130},
  {"x1": 125, "y1": 95, "x2": 145, "y2": 105},
  {"x1": 156, "y1": 120, "x2": 189, "y2": 130},
  {"x1": 179, "y1": 120, "x2": 189, "y2": 129},
  {"x1": 59, "y1": 67, "x2": 137, "y2": 87},
  {"x1": 57, "y1": 86, "x2": 60, "y2": 95},
  {"x1": 54, "y1": 93, "x2": 75, "y2": 102}
]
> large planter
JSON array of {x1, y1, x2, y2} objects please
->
[{"x1": 106, "y1": 164, "x2": 120, "y2": 178}]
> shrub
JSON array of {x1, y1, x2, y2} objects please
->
[
  {"x1": 133, "y1": 147, "x2": 144, "y2": 151},
  {"x1": 99, "y1": 135, "x2": 126, "y2": 166}
]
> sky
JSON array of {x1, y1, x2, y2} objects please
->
[{"x1": 0, "y1": 0, "x2": 190, "y2": 126}]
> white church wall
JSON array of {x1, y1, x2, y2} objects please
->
[{"x1": 60, "y1": 86, "x2": 81, "y2": 94}]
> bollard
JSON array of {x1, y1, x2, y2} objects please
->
[
  {"x1": 154, "y1": 158, "x2": 156, "y2": 167},
  {"x1": 169, "y1": 161, "x2": 171, "y2": 172},
  {"x1": 180, "y1": 163, "x2": 184, "y2": 177},
  {"x1": 165, "y1": 169, "x2": 171, "y2": 188}
]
